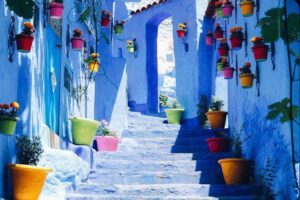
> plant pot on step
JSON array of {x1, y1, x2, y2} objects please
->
[
  {"x1": 251, "y1": 44, "x2": 268, "y2": 62},
  {"x1": 16, "y1": 34, "x2": 34, "y2": 53},
  {"x1": 218, "y1": 158, "x2": 251, "y2": 185},
  {"x1": 95, "y1": 136, "x2": 119, "y2": 152},
  {"x1": 71, "y1": 37, "x2": 83, "y2": 51},
  {"x1": 165, "y1": 109, "x2": 184, "y2": 124},
  {"x1": 70, "y1": 117, "x2": 100, "y2": 146},
  {"x1": 9, "y1": 164, "x2": 52, "y2": 199},
  {"x1": 0, "y1": 116, "x2": 18, "y2": 135},
  {"x1": 206, "y1": 138, "x2": 230, "y2": 153},
  {"x1": 206, "y1": 111, "x2": 227, "y2": 129},
  {"x1": 240, "y1": 1, "x2": 255, "y2": 17},
  {"x1": 223, "y1": 67, "x2": 234, "y2": 79},
  {"x1": 49, "y1": 3, "x2": 64, "y2": 19}
]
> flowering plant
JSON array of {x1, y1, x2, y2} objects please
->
[
  {"x1": 219, "y1": 38, "x2": 229, "y2": 48},
  {"x1": 222, "y1": 0, "x2": 233, "y2": 6},
  {"x1": 215, "y1": 0, "x2": 223, "y2": 8},
  {"x1": 73, "y1": 28, "x2": 82, "y2": 37},
  {"x1": 239, "y1": 62, "x2": 252, "y2": 74},
  {"x1": 218, "y1": 58, "x2": 230, "y2": 71},
  {"x1": 207, "y1": 31, "x2": 214, "y2": 37},
  {"x1": 115, "y1": 20, "x2": 125, "y2": 27},
  {"x1": 102, "y1": 10, "x2": 112, "y2": 19},
  {"x1": 84, "y1": 53, "x2": 100, "y2": 64},
  {"x1": 0, "y1": 102, "x2": 20, "y2": 118},
  {"x1": 96, "y1": 120, "x2": 117, "y2": 137},
  {"x1": 240, "y1": 0, "x2": 255, "y2": 4},
  {"x1": 215, "y1": 23, "x2": 223, "y2": 31},
  {"x1": 250, "y1": 36, "x2": 264, "y2": 45},
  {"x1": 230, "y1": 26, "x2": 243, "y2": 39},
  {"x1": 22, "y1": 22, "x2": 35, "y2": 36},
  {"x1": 178, "y1": 23, "x2": 187, "y2": 31}
]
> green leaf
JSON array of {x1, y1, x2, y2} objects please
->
[
  {"x1": 78, "y1": 7, "x2": 92, "y2": 24},
  {"x1": 6, "y1": 0, "x2": 35, "y2": 18},
  {"x1": 267, "y1": 110, "x2": 280, "y2": 120},
  {"x1": 101, "y1": 32, "x2": 110, "y2": 44}
]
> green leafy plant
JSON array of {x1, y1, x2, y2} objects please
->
[
  {"x1": 71, "y1": 84, "x2": 87, "y2": 104},
  {"x1": 96, "y1": 120, "x2": 117, "y2": 137},
  {"x1": 231, "y1": 128, "x2": 242, "y2": 157},
  {"x1": 159, "y1": 94, "x2": 168, "y2": 107},
  {"x1": 6, "y1": 0, "x2": 35, "y2": 18},
  {"x1": 197, "y1": 95, "x2": 209, "y2": 128},
  {"x1": 209, "y1": 96, "x2": 224, "y2": 111},
  {"x1": 171, "y1": 100, "x2": 182, "y2": 109},
  {"x1": 15, "y1": 135, "x2": 44, "y2": 166}
]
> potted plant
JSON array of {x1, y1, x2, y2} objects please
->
[
  {"x1": 206, "y1": 31, "x2": 214, "y2": 46},
  {"x1": 114, "y1": 20, "x2": 125, "y2": 34},
  {"x1": 159, "y1": 93, "x2": 169, "y2": 113},
  {"x1": 215, "y1": 0, "x2": 223, "y2": 18},
  {"x1": 218, "y1": 38, "x2": 229, "y2": 57},
  {"x1": 218, "y1": 132, "x2": 252, "y2": 185},
  {"x1": 230, "y1": 26, "x2": 243, "y2": 49},
  {"x1": 239, "y1": 62, "x2": 255, "y2": 88},
  {"x1": 49, "y1": 0, "x2": 64, "y2": 19},
  {"x1": 127, "y1": 39, "x2": 137, "y2": 53},
  {"x1": 16, "y1": 22, "x2": 35, "y2": 53},
  {"x1": 71, "y1": 28, "x2": 83, "y2": 51},
  {"x1": 218, "y1": 58, "x2": 235, "y2": 79},
  {"x1": 206, "y1": 137, "x2": 230, "y2": 153},
  {"x1": 101, "y1": 10, "x2": 112, "y2": 27},
  {"x1": 70, "y1": 117, "x2": 101, "y2": 146},
  {"x1": 251, "y1": 36, "x2": 269, "y2": 62},
  {"x1": 222, "y1": 0, "x2": 234, "y2": 18},
  {"x1": 85, "y1": 53, "x2": 100, "y2": 73},
  {"x1": 165, "y1": 100, "x2": 184, "y2": 124},
  {"x1": 9, "y1": 135, "x2": 52, "y2": 199},
  {"x1": 206, "y1": 96, "x2": 227, "y2": 129},
  {"x1": 176, "y1": 23, "x2": 187, "y2": 38},
  {"x1": 214, "y1": 23, "x2": 224, "y2": 40},
  {"x1": 94, "y1": 120, "x2": 119, "y2": 152},
  {"x1": 0, "y1": 102, "x2": 19, "y2": 135},
  {"x1": 239, "y1": 0, "x2": 255, "y2": 17}
]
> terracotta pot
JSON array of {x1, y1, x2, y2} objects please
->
[
  {"x1": 16, "y1": 34, "x2": 34, "y2": 53},
  {"x1": 223, "y1": 67, "x2": 234, "y2": 79},
  {"x1": 95, "y1": 136, "x2": 119, "y2": 152},
  {"x1": 206, "y1": 111, "x2": 227, "y2": 129},
  {"x1": 218, "y1": 158, "x2": 251, "y2": 185},
  {"x1": 206, "y1": 138, "x2": 230, "y2": 153},
  {"x1": 214, "y1": 30, "x2": 223, "y2": 40},
  {"x1": 252, "y1": 44, "x2": 268, "y2": 62},
  {"x1": 176, "y1": 30, "x2": 186, "y2": 38},
  {"x1": 9, "y1": 164, "x2": 52, "y2": 200},
  {"x1": 71, "y1": 37, "x2": 83, "y2": 51},
  {"x1": 222, "y1": 5, "x2": 234, "y2": 18},
  {"x1": 218, "y1": 46, "x2": 229, "y2": 57},
  {"x1": 101, "y1": 18, "x2": 111, "y2": 27},
  {"x1": 240, "y1": 73, "x2": 254, "y2": 88},
  {"x1": 240, "y1": 1, "x2": 255, "y2": 17},
  {"x1": 206, "y1": 36, "x2": 214, "y2": 46},
  {"x1": 230, "y1": 37, "x2": 243, "y2": 49},
  {"x1": 49, "y1": 2, "x2": 64, "y2": 19}
]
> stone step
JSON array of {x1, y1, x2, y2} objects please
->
[
  {"x1": 87, "y1": 170, "x2": 224, "y2": 184},
  {"x1": 118, "y1": 144, "x2": 209, "y2": 153},
  {"x1": 96, "y1": 160, "x2": 220, "y2": 172},
  {"x1": 72, "y1": 184, "x2": 255, "y2": 197}
]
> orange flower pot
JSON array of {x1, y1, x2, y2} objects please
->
[
  {"x1": 240, "y1": 73, "x2": 254, "y2": 88},
  {"x1": 240, "y1": 1, "x2": 255, "y2": 17},
  {"x1": 218, "y1": 158, "x2": 251, "y2": 185},
  {"x1": 9, "y1": 164, "x2": 52, "y2": 200},
  {"x1": 206, "y1": 111, "x2": 227, "y2": 129},
  {"x1": 89, "y1": 61, "x2": 99, "y2": 73}
]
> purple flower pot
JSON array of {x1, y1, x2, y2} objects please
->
[
  {"x1": 49, "y1": 3, "x2": 64, "y2": 19},
  {"x1": 223, "y1": 67, "x2": 234, "y2": 79},
  {"x1": 95, "y1": 136, "x2": 120, "y2": 152},
  {"x1": 206, "y1": 36, "x2": 214, "y2": 46},
  {"x1": 222, "y1": 5, "x2": 234, "y2": 18},
  {"x1": 71, "y1": 37, "x2": 83, "y2": 51}
]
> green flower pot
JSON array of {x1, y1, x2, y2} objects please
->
[
  {"x1": 165, "y1": 109, "x2": 184, "y2": 124},
  {"x1": 114, "y1": 26, "x2": 124, "y2": 34},
  {"x1": 0, "y1": 117, "x2": 18, "y2": 135},
  {"x1": 216, "y1": 8, "x2": 223, "y2": 18},
  {"x1": 70, "y1": 118, "x2": 101, "y2": 146},
  {"x1": 127, "y1": 46, "x2": 135, "y2": 53}
]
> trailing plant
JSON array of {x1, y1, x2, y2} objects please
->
[
  {"x1": 209, "y1": 96, "x2": 224, "y2": 111},
  {"x1": 96, "y1": 120, "x2": 117, "y2": 137},
  {"x1": 73, "y1": 28, "x2": 83, "y2": 38},
  {"x1": 0, "y1": 102, "x2": 19, "y2": 118},
  {"x1": 159, "y1": 94, "x2": 168, "y2": 107},
  {"x1": 15, "y1": 135, "x2": 44, "y2": 166},
  {"x1": 6, "y1": 0, "x2": 35, "y2": 18},
  {"x1": 197, "y1": 95, "x2": 209, "y2": 128},
  {"x1": 21, "y1": 22, "x2": 35, "y2": 36}
]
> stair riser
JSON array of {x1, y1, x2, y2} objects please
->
[
  {"x1": 121, "y1": 137, "x2": 210, "y2": 146},
  {"x1": 122, "y1": 130, "x2": 217, "y2": 138},
  {"x1": 117, "y1": 145, "x2": 209, "y2": 153}
]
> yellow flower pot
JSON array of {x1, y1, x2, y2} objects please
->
[
  {"x1": 89, "y1": 61, "x2": 99, "y2": 73},
  {"x1": 206, "y1": 111, "x2": 227, "y2": 129},
  {"x1": 9, "y1": 164, "x2": 52, "y2": 200},
  {"x1": 218, "y1": 158, "x2": 251, "y2": 185},
  {"x1": 240, "y1": 73, "x2": 254, "y2": 88},
  {"x1": 240, "y1": 1, "x2": 255, "y2": 17}
]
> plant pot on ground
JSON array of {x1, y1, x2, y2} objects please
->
[
  {"x1": 222, "y1": 0, "x2": 234, "y2": 18},
  {"x1": 218, "y1": 38, "x2": 230, "y2": 57},
  {"x1": 239, "y1": 62, "x2": 255, "y2": 88},
  {"x1": 239, "y1": 0, "x2": 255, "y2": 17},
  {"x1": 206, "y1": 96, "x2": 227, "y2": 129},
  {"x1": 70, "y1": 117, "x2": 101, "y2": 146},
  {"x1": 251, "y1": 36, "x2": 269, "y2": 62},
  {"x1": 176, "y1": 23, "x2": 187, "y2": 38},
  {"x1": 16, "y1": 22, "x2": 35, "y2": 53},
  {"x1": 206, "y1": 31, "x2": 214, "y2": 46},
  {"x1": 114, "y1": 20, "x2": 125, "y2": 34},
  {"x1": 71, "y1": 28, "x2": 83, "y2": 51},
  {"x1": 85, "y1": 53, "x2": 100, "y2": 73},
  {"x1": 94, "y1": 120, "x2": 119, "y2": 152},
  {"x1": 101, "y1": 10, "x2": 112, "y2": 27},
  {"x1": 0, "y1": 102, "x2": 19, "y2": 135},
  {"x1": 218, "y1": 58, "x2": 235, "y2": 79},
  {"x1": 9, "y1": 135, "x2": 52, "y2": 199},
  {"x1": 230, "y1": 26, "x2": 243, "y2": 50},
  {"x1": 49, "y1": 0, "x2": 64, "y2": 19},
  {"x1": 165, "y1": 100, "x2": 184, "y2": 124},
  {"x1": 214, "y1": 23, "x2": 224, "y2": 40}
]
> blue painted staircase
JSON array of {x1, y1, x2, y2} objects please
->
[{"x1": 67, "y1": 112, "x2": 254, "y2": 200}]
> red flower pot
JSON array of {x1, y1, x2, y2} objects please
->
[
  {"x1": 16, "y1": 34, "x2": 34, "y2": 53},
  {"x1": 71, "y1": 37, "x2": 83, "y2": 51},
  {"x1": 223, "y1": 67, "x2": 234, "y2": 79},
  {"x1": 95, "y1": 136, "x2": 119, "y2": 152},
  {"x1": 206, "y1": 138, "x2": 230, "y2": 153},
  {"x1": 230, "y1": 37, "x2": 243, "y2": 49},
  {"x1": 252, "y1": 44, "x2": 269, "y2": 62},
  {"x1": 218, "y1": 46, "x2": 229, "y2": 57},
  {"x1": 101, "y1": 18, "x2": 111, "y2": 27},
  {"x1": 177, "y1": 30, "x2": 186, "y2": 38},
  {"x1": 49, "y1": 3, "x2": 64, "y2": 19},
  {"x1": 206, "y1": 36, "x2": 214, "y2": 46},
  {"x1": 214, "y1": 30, "x2": 223, "y2": 40}
]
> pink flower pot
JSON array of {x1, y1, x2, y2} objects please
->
[
  {"x1": 223, "y1": 67, "x2": 235, "y2": 79},
  {"x1": 71, "y1": 37, "x2": 83, "y2": 51},
  {"x1": 222, "y1": 5, "x2": 234, "y2": 18},
  {"x1": 206, "y1": 36, "x2": 214, "y2": 46},
  {"x1": 95, "y1": 136, "x2": 119, "y2": 152},
  {"x1": 49, "y1": 3, "x2": 64, "y2": 19}
]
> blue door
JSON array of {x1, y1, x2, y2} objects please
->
[{"x1": 44, "y1": 27, "x2": 61, "y2": 134}]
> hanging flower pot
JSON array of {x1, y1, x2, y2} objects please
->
[
  {"x1": 71, "y1": 29, "x2": 83, "y2": 51},
  {"x1": 217, "y1": 58, "x2": 234, "y2": 79},
  {"x1": 215, "y1": 1, "x2": 223, "y2": 18},
  {"x1": 251, "y1": 37, "x2": 269, "y2": 62},
  {"x1": 89, "y1": 61, "x2": 99, "y2": 73},
  {"x1": 127, "y1": 39, "x2": 137, "y2": 53},
  {"x1": 16, "y1": 22, "x2": 35, "y2": 53},
  {"x1": 177, "y1": 23, "x2": 187, "y2": 38},
  {"x1": 214, "y1": 23, "x2": 224, "y2": 40},
  {"x1": 222, "y1": 1, "x2": 234, "y2": 18},
  {"x1": 239, "y1": 62, "x2": 255, "y2": 88},
  {"x1": 206, "y1": 138, "x2": 230, "y2": 153},
  {"x1": 0, "y1": 102, "x2": 19, "y2": 135},
  {"x1": 49, "y1": 1, "x2": 64, "y2": 19},
  {"x1": 240, "y1": 0, "x2": 255, "y2": 17},
  {"x1": 85, "y1": 53, "x2": 100, "y2": 73},
  {"x1": 114, "y1": 20, "x2": 125, "y2": 34},
  {"x1": 206, "y1": 31, "x2": 214, "y2": 46},
  {"x1": 218, "y1": 38, "x2": 229, "y2": 57},
  {"x1": 223, "y1": 67, "x2": 235, "y2": 79},
  {"x1": 206, "y1": 97, "x2": 227, "y2": 129},
  {"x1": 101, "y1": 10, "x2": 112, "y2": 27},
  {"x1": 229, "y1": 26, "x2": 243, "y2": 50}
]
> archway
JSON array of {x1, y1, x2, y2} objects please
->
[{"x1": 146, "y1": 12, "x2": 172, "y2": 113}]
